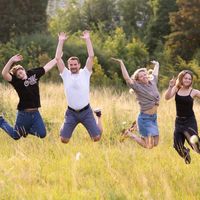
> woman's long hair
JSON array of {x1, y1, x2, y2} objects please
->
[{"x1": 176, "y1": 70, "x2": 193, "y2": 89}]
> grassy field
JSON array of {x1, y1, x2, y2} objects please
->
[{"x1": 0, "y1": 83, "x2": 200, "y2": 200}]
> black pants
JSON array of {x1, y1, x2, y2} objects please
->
[{"x1": 173, "y1": 115, "x2": 200, "y2": 158}]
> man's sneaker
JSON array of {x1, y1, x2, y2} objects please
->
[
  {"x1": 184, "y1": 148, "x2": 191, "y2": 164},
  {"x1": 94, "y1": 108, "x2": 101, "y2": 117}
]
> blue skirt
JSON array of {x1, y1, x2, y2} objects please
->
[{"x1": 137, "y1": 112, "x2": 159, "y2": 137}]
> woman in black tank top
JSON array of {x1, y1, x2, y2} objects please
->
[{"x1": 165, "y1": 70, "x2": 200, "y2": 164}]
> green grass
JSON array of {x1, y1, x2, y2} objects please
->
[{"x1": 0, "y1": 83, "x2": 200, "y2": 200}]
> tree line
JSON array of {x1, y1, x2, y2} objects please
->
[{"x1": 0, "y1": 0, "x2": 200, "y2": 89}]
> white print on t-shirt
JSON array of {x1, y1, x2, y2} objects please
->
[{"x1": 24, "y1": 74, "x2": 38, "y2": 87}]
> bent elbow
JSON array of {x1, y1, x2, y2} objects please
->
[
  {"x1": 2, "y1": 71, "x2": 7, "y2": 80},
  {"x1": 164, "y1": 95, "x2": 170, "y2": 100},
  {"x1": 1, "y1": 69, "x2": 6, "y2": 76},
  {"x1": 55, "y1": 57, "x2": 61, "y2": 62}
]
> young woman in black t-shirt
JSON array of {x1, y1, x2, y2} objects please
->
[
  {"x1": 165, "y1": 70, "x2": 200, "y2": 164},
  {"x1": 0, "y1": 54, "x2": 56, "y2": 140}
]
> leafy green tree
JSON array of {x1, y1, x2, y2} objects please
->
[
  {"x1": 48, "y1": 0, "x2": 86, "y2": 35},
  {"x1": 82, "y1": 0, "x2": 118, "y2": 32},
  {"x1": 91, "y1": 57, "x2": 110, "y2": 86},
  {"x1": 0, "y1": 33, "x2": 57, "y2": 82},
  {"x1": 102, "y1": 28, "x2": 149, "y2": 79},
  {"x1": 117, "y1": 0, "x2": 151, "y2": 37},
  {"x1": 102, "y1": 27, "x2": 127, "y2": 76},
  {"x1": 0, "y1": 0, "x2": 48, "y2": 43},
  {"x1": 103, "y1": 27, "x2": 127, "y2": 58},
  {"x1": 166, "y1": 0, "x2": 200, "y2": 60},
  {"x1": 125, "y1": 38, "x2": 149, "y2": 74},
  {"x1": 145, "y1": 0, "x2": 177, "y2": 54}
]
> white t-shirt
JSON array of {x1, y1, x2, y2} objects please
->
[{"x1": 60, "y1": 67, "x2": 92, "y2": 110}]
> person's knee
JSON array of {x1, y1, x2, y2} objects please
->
[
  {"x1": 34, "y1": 129, "x2": 46, "y2": 138},
  {"x1": 154, "y1": 138, "x2": 159, "y2": 147},
  {"x1": 146, "y1": 144, "x2": 154, "y2": 149},
  {"x1": 39, "y1": 132, "x2": 46, "y2": 139},
  {"x1": 13, "y1": 136, "x2": 21, "y2": 140},
  {"x1": 61, "y1": 137, "x2": 70, "y2": 144},
  {"x1": 12, "y1": 131, "x2": 22, "y2": 140},
  {"x1": 92, "y1": 135, "x2": 101, "y2": 142},
  {"x1": 144, "y1": 137, "x2": 154, "y2": 149},
  {"x1": 154, "y1": 142, "x2": 159, "y2": 147}
]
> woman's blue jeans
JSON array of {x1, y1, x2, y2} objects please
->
[{"x1": 0, "y1": 110, "x2": 46, "y2": 140}]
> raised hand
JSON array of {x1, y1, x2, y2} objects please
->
[
  {"x1": 169, "y1": 76, "x2": 176, "y2": 88},
  {"x1": 2, "y1": 54, "x2": 23, "y2": 81},
  {"x1": 80, "y1": 30, "x2": 90, "y2": 40},
  {"x1": 111, "y1": 57, "x2": 123, "y2": 64},
  {"x1": 10, "y1": 54, "x2": 23, "y2": 63},
  {"x1": 151, "y1": 60, "x2": 159, "y2": 67},
  {"x1": 111, "y1": 57, "x2": 133, "y2": 84},
  {"x1": 58, "y1": 32, "x2": 68, "y2": 41}
]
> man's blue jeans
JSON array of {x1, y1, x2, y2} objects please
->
[{"x1": 0, "y1": 110, "x2": 46, "y2": 140}]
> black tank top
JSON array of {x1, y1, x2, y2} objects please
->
[{"x1": 175, "y1": 89, "x2": 194, "y2": 117}]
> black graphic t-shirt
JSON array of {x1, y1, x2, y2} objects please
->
[{"x1": 9, "y1": 67, "x2": 45, "y2": 110}]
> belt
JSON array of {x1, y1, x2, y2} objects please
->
[
  {"x1": 68, "y1": 104, "x2": 89, "y2": 113},
  {"x1": 23, "y1": 108, "x2": 38, "y2": 112},
  {"x1": 176, "y1": 115, "x2": 194, "y2": 119},
  {"x1": 176, "y1": 116, "x2": 187, "y2": 119}
]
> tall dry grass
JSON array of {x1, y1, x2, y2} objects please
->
[{"x1": 0, "y1": 83, "x2": 200, "y2": 200}]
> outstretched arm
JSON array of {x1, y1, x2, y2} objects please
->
[
  {"x1": 43, "y1": 58, "x2": 57, "y2": 73},
  {"x1": 55, "y1": 32, "x2": 68, "y2": 73},
  {"x1": 165, "y1": 77, "x2": 177, "y2": 100},
  {"x1": 151, "y1": 60, "x2": 159, "y2": 76},
  {"x1": 81, "y1": 30, "x2": 94, "y2": 72},
  {"x1": 111, "y1": 58, "x2": 134, "y2": 85},
  {"x1": 2, "y1": 54, "x2": 23, "y2": 81}
]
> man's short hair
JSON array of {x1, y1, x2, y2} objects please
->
[{"x1": 67, "y1": 56, "x2": 80, "y2": 64}]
